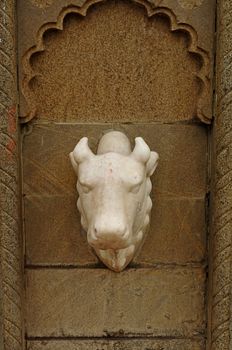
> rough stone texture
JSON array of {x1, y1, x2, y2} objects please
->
[
  {"x1": 208, "y1": 1, "x2": 232, "y2": 349},
  {"x1": 17, "y1": 0, "x2": 214, "y2": 124},
  {"x1": 137, "y1": 197, "x2": 206, "y2": 265},
  {"x1": 0, "y1": 1, "x2": 220, "y2": 349},
  {"x1": 27, "y1": 339, "x2": 205, "y2": 350},
  {"x1": 0, "y1": 1, "x2": 24, "y2": 350},
  {"x1": 18, "y1": 0, "x2": 215, "y2": 55},
  {"x1": 22, "y1": 2, "x2": 200, "y2": 123},
  {"x1": 177, "y1": 0, "x2": 204, "y2": 10},
  {"x1": 24, "y1": 195, "x2": 98, "y2": 266},
  {"x1": 26, "y1": 268, "x2": 205, "y2": 338},
  {"x1": 22, "y1": 123, "x2": 207, "y2": 266},
  {"x1": 22, "y1": 124, "x2": 207, "y2": 197},
  {"x1": 30, "y1": 0, "x2": 54, "y2": 8},
  {"x1": 25, "y1": 195, "x2": 206, "y2": 266}
]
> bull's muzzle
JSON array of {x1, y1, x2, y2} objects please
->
[{"x1": 88, "y1": 220, "x2": 130, "y2": 250}]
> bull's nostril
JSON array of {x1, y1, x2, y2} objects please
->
[
  {"x1": 92, "y1": 227, "x2": 100, "y2": 239},
  {"x1": 92, "y1": 223, "x2": 129, "y2": 243},
  {"x1": 122, "y1": 230, "x2": 129, "y2": 239}
]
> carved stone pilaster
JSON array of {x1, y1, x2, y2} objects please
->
[
  {"x1": 0, "y1": 1, "x2": 24, "y2": 350},
  {"x1": 210, "y1": 1, "x2": 232, "y2": 349}
]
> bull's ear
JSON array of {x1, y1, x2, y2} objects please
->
[
  {"x1": 131, "y1": 137, "x2": 150, "y2": 163},
  {"x1": 146, "y1": 151, "x2": 159, "y2": 176},
  {"x1": 69, "y1": 152, "x2": 78, "y2": 174},
  {"x1": 72, "y1": 137, "x2": 94, "y2": 163}
]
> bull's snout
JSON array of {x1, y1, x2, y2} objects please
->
[{"x1": 88, "y1": 219, "x2": 130, "y2": 250}]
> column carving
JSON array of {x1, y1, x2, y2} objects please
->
[
  {"x1": 0, "y1": 1, "x2": 24, "y2": 350},
  {"x1": 210, "y1": 1, "x2": 232, "y2": 349}
]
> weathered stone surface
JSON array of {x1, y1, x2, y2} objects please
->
[
  {"x1": 27, "y1": 338, "x2": 205, "y2": 350},
  {"x1": 25, "y1": 195, "x2": 205, "y2": 265},
  {"x1": 18, "y1": 0, "x2": 215, "y2": 55},
  {"x1": 18, "y1": 0, "x2": 215, "y2": 123},
  {"x1": 177, "y1": 0, "x2": 204, "y2": 10},
  {"x1": 26, "y1": 268, "x2": 205, "y2": 337},
  {"x1": 25, "y1": 195, "x2": 98, "y2": 265},
  {"x1": 30, "y1": 0, "x2": 54, "y2": 8},
  {"x1": 23, "y1": 123, "x2": 207, "y2": 265},
  {"x1": 18, "y1": 0, "x2": 213, "y2": 123},
  {"x1": 0, "y1": 1, "x2": 24, "y2": 350},
  {"x1": 23, "y1": 123, "x2": 207, "y2": 197},
  {"x1": 208, "y1": 1, "x2": 232, "y2": 350},
  {"x1": 137, "y1": 197, "x2": 206, "y2": 265}
]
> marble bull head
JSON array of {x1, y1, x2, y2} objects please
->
[{"x1": 70, "y1": 131, "x2": 159, "y2": 272}]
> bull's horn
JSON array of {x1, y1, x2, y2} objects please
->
[
  {"x1": 131, "y1": 137, "x2": 150, "y2": 163},
  {"x1": 72, "y1": 137, "x2": 94, "y2": 163}
]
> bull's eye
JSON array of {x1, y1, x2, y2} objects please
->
[
  {"x1": 81, "y1": 185, "x2": 91, "y2": 193},
  {"x1": 78, "y1": 180, "x2": 92, "y2": 194},
  {"x1": 130, "y1": 182, "x2": 142, "y2": 194}
]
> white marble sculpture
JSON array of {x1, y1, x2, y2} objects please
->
[{"x1": 70, "y1": 131, "x2": 159, "y2": 272}]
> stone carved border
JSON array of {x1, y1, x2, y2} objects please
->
[
  {"x1": 20, "y1": 0, "x2": 211, "y2": 124},
  {"x1": 0, "y1": 1, "x2": 232, "y2": 350},
  {"x1": 207, "y1": 1, "x2": 232, "y2": 349},
  {"x1": 0, "y1": 1, "x2": 24, "y2": 350}
]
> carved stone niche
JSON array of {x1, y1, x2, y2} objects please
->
[
  {"x1": 3, "y1": 1, "x2": 232, "y2": 350},
  {"x1": 17, "y1": 0, "x2": 215, "y2": 124}
]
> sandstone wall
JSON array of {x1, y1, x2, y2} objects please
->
[{"x1": 18, "y1": 0, "x2": 215, "y2": 349}]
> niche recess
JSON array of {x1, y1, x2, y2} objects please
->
[{"x1": 21, "y1": 0, "x2": 211, "y2": 124}]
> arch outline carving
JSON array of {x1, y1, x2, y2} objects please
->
[{"x1": 20, "y1": 0, "x2": 212, "y2": 124}]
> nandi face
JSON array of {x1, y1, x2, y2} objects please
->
[{"x1": 70, "y1": 131, "x2": 159, "y2": 272}]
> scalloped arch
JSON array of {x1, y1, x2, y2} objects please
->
[{"x1": 21, "y1": 0, "x2": 211, "y2": 124}]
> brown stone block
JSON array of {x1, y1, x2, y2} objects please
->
[
  {"x1": 25, "y1": 195, "x2": 205, "y2": 265},
  {"x1": 27, "y1": 339, "x2": 205, "y2": 350},
  {"x1": 125, "y1": 124, "x2": 208, "y2": 198},
  {"x1": 136, "y1": 197, "x2": 206, "y2": 265},
  {"x1": 24, "y1": 123, "x2": 207, "y2": 265},
  {"x1": 26, "y1": 268, "x2": 205, "y2": 337},
  {"x1": 23, "y1": 123, "x2": 207, "y2": 197},
  {"x1": 25, "y1": 195, "x2": 98, "y2": 266}
]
